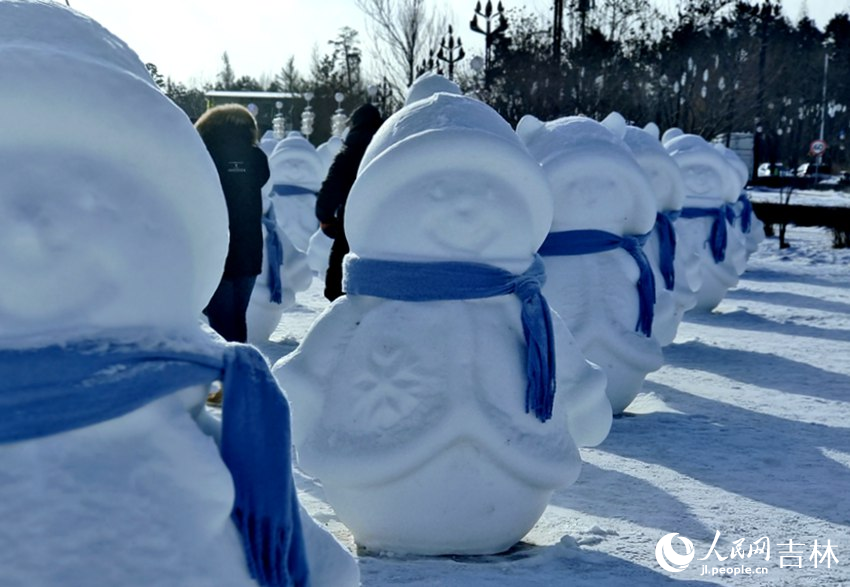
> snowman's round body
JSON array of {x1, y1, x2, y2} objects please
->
[
  {"x1": 275, "y1": 94, "x2": 610, "y2": 554},
  {"x1": 246, "y1": 196, "x2": 312, "y2": 343},
  {"x1": 676, "y1": 198, "x2": 747, "y2": 312},
  {"x1": 518, "y1": 115, "x2": 663, "y2": 414},
  {"x1": 723, "y1": 147, "x2": 766, "y2": 260},
  {"x1": 264, "y1": 132, "x2": 323, "y2": 252},
  {"x1": 305, "y1": 228, "x2": 334, "y2": 277}
]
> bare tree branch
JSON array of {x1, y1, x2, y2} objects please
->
[{"x1": 355, "y1": 0, "x2": 447, "y2": 96}]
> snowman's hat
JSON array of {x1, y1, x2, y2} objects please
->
[
  {"x1": 268, "y1": 131, "x2": 324, "y2": 190},
  {"x1": 620, "y1": 118, "x2": 685, "y2": 213},
  {"x1": 0, "y1": 1, "x2": 229, "y2": 321},
  {"x1": 517, "y1": 114, "x2": 656, "y2": 235},
  {"x1": 404, "y1": 71, "x2": 462, "y2": 106},
  {"x1": 347, "y1": 92, "x2": 553, "y2": 256},
  {"x1": 664, "y1": 133, "x2": 740, "y2": 204}
]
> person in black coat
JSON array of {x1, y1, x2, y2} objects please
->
[
  {"x1": 195, "y1": 104, "x2": 270, "y2": 342},
  {"x1": 315, "y1": 103, "x2": 383, "y2": 301}
]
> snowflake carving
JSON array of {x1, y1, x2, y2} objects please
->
[{"x1": 348, "y1": 341, "x2": 432, "y2": 431}]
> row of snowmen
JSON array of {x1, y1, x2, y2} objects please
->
[
  {"x1": 0, "y1": 2, "x2": 767, "y2": 585},
  {"x1": 267, "y1": 71, "x2": 766, "y2": 556}
]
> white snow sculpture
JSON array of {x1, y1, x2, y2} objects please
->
[
  {"x1": 517, "y1": 114, "x2": 664, "y2": 415},
  {"x1": 404, "y1": 71, "x2": 462, "y2": 106},
  {"x1": 264, "y1": 131, "x2": 323, "y2": 252},
  {"x1": 260, "y1": 129, "x2": 280, "y2": 156},
  {"x1": 664, "y1": 132, "x2": 748, "y2": 311},
  {"x1": 305, "y1": 227, "x2": 334, "y2": 278},
  {"x1": 274, "y1": 93, "x2": 610, "y2": 555},
  {"x1": 316, "y1": 135, "x2": 344, "y2": 178},
  {"x1": 0, "y1": 3, "x2": 357, "y2": 586},
  {"x1": 306, "y1": 137, "x2": 346, "y2": 278},
  {"x1": 723, "y1": 146, "x2": 766, "y2": 260},
  {"x1": 620, "y1": 116, "x2": 697, "y2": 346},
  {"x1": 246, "y1": 195, "x2": 312, "y2": 343}
]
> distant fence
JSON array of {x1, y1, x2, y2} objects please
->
[{"x1": 748, "y1": 177, "x2": 850, "y2": 248}]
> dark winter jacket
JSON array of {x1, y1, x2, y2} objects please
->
[
  {"x1": 206, "y1": 141, "x2": 270, "y2": 278},
  {"x1": 315, "y1": 103, "x2": 383, "y2": 238}
]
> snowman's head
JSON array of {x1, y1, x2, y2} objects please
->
[
  {"x1": 721, "y1": 145, "x2": 750, "y2": 194},
  {"x1": 664, "y1": 133, "x2": 740, "y2": 205},
  {"x1": 621, "y1": 121, "x2": 685, "y2": 213},
  {"x1": 404, "y1": 71, "x2": 462, "y2": 106},
  {"x1": 316, "y1": 136, "x2": 344, "y2": 177},
  {"x1": 267, "y1": 131, "x2": 324, "y2": 192},
  {"x1": 345, "y1": 93, "x2": 553, "y2": 270},
  {"x1": 0, "y1": 0, "x2": 228, "y2": 345},
  {"x1": 516, "y1": 114, "x2": 656, "y2": 236}
]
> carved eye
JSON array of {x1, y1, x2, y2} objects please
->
[{"x1": 429, "y1": 185, "x2": 448, "y2": 202}]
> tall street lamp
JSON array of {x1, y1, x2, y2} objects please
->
[{"x1": 816, "y1": 38, "x2": 835, "y2": 174}]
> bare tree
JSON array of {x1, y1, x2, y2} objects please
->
[{"x1": 354, "y1": 0, "x2": 447, "y2": 96}]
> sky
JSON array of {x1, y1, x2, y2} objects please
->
[{"x1": 68, "y1": 0, "x2": 849, "y2": 88}]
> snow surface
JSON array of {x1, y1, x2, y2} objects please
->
[
  {"x1": 255, "y1": 224, "x2": 850, "y2": 586},
  {"x1": 748, "y1": 187, "x2": 850, "y2": 208}
]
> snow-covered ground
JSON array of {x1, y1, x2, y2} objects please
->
[
  {"x1": 256, "y1": 224, "x2": 850, "y2": 586},
  {"x1": 748, "y1": 186, "x2": 850, "y2": 208}
]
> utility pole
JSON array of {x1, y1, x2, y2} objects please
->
[{"x1": 553, "y1": 0, "x2": 564, "y2": 63}]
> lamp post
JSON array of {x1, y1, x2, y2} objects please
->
[
  {"x1": 300, "y1": 92, "x2": 315, "y2": 141},
  {"x1": 331, "y1": 92, "x2": 347, "y2": 138},
  {"x1": 816, "y1": 38, "x2": 834, "y2": 174},
  {"x1": 436, "y1": 25, "x2": 465, "y2": 81},
  {"x1": 470, "y1": 0, "x2": 508, "y2": 89},
  {"x1": 272, "y1": 100, "x2": 285, "y2": 140}
]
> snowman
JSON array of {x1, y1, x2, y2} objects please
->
[
  {"x1": 517, "y1": 114, "x2": 664, "y2": 415},
  {"x1": 0, "y1": 3, "x2": 357, "y2": 586},
  {"x1": 264, "y1": 131, "x2": 323, "y2": 252},
  {"x1": 316, "y1": 135, "x2": 344, "y2": 177},
  {"x1": 404, "y1": 70, "x2": 462, "y2": 106},
  {"x1": 306, "y1": 136, "x2": 346, "y2": 277},
  {"x1": 663, "y1": 131, "x2": 748, "y2": 312},
  {"x1": 245, "y1": 194, "x2": 313, "y2": 344},
  {"x1": 723, "y1": 146, "x2": 765, "y2": 260},
  {"x1": 259, "y1": 129, "x2": 280, "y2": 156},
  {"x1": 273, "y1": 92, "x2": 610, "y2": 555},
  {"x1": 619, "y1": 116, "x2": 698, "y2": 346}
]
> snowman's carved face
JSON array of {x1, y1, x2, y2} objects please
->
[
  {"x1": 0, "y1": 150, "x2": 195, "y2": 340},
  {"x1": 676, "y1": 147, "x2": 737, "y2": 199},
  {"x1": 635, "y1": 154, "x2": 685, "y2": 212},
  {"x1": 351, "y1": 170, "x2": 532, "y2": 262},
  {"x1": 419, "y1": 174, "x2": 512, "y2": 254},
  {"x1": 544, "y1": 150, "x2": 656, "y2": 235}
]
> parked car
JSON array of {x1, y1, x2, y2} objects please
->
[
  {"x1": 797, "y1": 162, "x2": 832, "y2": 177},
  {"x1": 757, "y1": 162, "x2": 792, "y2": 177}
]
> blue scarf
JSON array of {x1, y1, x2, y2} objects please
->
[
  {"x1": 0, "y1": 338, "x2": 309, "y2": 587},
  {"x1": 271, "y1": 184, "x2": 315, "y2": 197},
  {"x1": 539, "y1": 230, "x2": 656, "y2": 337},
  {"x1": 737, "y1": 193, "x2": 753, "y2": 233},
  {"x1": 343, "y1": 255, "x2": 557, "y2": 423},
  {"x1": 262, "y1": 207, "x2": 285, "y2": 304},
  {"x1": 679, "y1": 204, "x2": 736, "y2": 263},
  {"x1": 655, "y1": 211, "x2": 679, "y2": 291}
]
